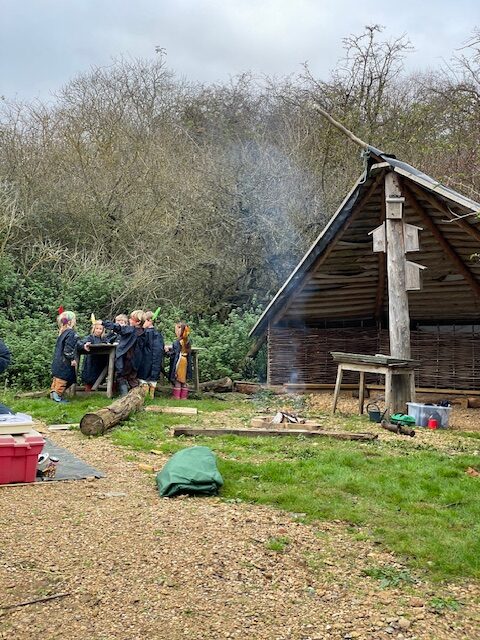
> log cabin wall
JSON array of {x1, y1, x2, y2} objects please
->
[{"x1": 268, "y1": 325, "x2": 480, "y2": 390}]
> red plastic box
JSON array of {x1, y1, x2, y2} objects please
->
[{"x1": 0, "y1": 430, "x2": 45, "y2": 484}]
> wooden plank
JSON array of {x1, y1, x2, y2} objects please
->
[
  {"x1": 48, "y1": 423, "x2": 80, "y2": 431},
  {"x1": 145, "y1": 406, "x2": 198, "y2": 415},
  {"x1": 173, "y1": 427, "x2": 378, "y2": 441},
  {"x1": 330, "y1": 351, "x2": 419, "y2": 366}
]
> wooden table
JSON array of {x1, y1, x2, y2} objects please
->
[
  {"x1": 330, "y1": 352, "x2": 419, "y2": 414},
  {"x1": 76, "y1": 343, "x2": 117, "y2": 398}
]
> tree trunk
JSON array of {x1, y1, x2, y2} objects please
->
[
  {"x1": 198, "y1": 377, "x2": 233, "y2": 392},
  {"x1": 80, "y1": 386, "x2": 147, "y2": 436}
]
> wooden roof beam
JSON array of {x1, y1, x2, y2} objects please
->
[
  {"x1": 375, "y1": 181, "x2": 386, "y2": 322},
  {"x1": 403, "y1": 183, "x2": 480, "y2": 300},
  {"x1": 407, "y1": 181, "x2": 480, "y2": 245}
]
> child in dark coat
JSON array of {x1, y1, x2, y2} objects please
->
[
  {"x1": 0, "y1": 338, "x2": 10, "y2": 375},
  {"x1": 81, "y1": 320, "x2": 109, "y2": 391},
  {"x1": 138, "y1": 311, "x2": 165, "y2": 399},
  {"x1": 50, "y1": 311, "x2": 91, "y2": 403},
  {"x1": 102, "y1": 310, "x2": 146, "y2": 396}
]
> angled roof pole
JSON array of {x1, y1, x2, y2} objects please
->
[{"x1": 309, "y1": 101, "x2": 370, "y2": 150}]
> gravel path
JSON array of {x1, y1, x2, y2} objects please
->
[{"x1": 0, "y1": 424, "x2": 479, "y2": 639}]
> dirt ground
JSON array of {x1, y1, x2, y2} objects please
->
[{"x1": 0, "y1": 396, "x2": 479, "y2": 640}]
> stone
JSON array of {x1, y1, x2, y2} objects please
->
[{"x1": 397, "y1": 617, "x2": 411, "y2": 630}]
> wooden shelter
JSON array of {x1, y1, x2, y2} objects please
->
[{"x1": 250, "y1": 146, "x2": 480, "y2": 391}]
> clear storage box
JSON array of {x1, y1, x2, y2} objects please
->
[{"x1": 406, "y1": 402, "x2": 451, "y2": 428}]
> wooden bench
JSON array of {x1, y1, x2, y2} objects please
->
[{"x1": 330, "y1": 352, "x2": 419, "y2": 414}]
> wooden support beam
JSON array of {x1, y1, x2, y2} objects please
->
[
  {"x1": 385, "y1": 172, "x2": 411, "y2": 359},
  {"x1": 385, "y1": 171, "x2": 412, "y2": 413},
  {"x1": 408, "y1": 181, "x2": 480, "y2": 245},
  {"x1": 404, "y1": 184, "x2": 480, "y2": 300}
]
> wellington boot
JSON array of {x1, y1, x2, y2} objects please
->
[
  {"x1": 148, "y1": 386, "x2": 156, "y2": 400},
  {"x1": 180, "y1": 387, "x2": 189, "y2": 400},
  {"x1": 172, "y1": 387, "x2": 181, "y2": 400},
  {"x1": 118, "y1": 382, "x2": 129, "y2": 397}
]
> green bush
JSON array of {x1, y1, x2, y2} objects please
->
[{"x1": 153, "y1": 305, "x2": 266, "y2": 383}]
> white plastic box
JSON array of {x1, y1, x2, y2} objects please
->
[{"x1": 406, "y1": 402, "x2": 452, "y2": 428}]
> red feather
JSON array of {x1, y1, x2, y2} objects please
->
[{"x1": 57, "y1": 306, "x2": 64, "y2": 315}]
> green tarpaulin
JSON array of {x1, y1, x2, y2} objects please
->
[{"x1": 156, "y1": 446, "x2": 224, "y2": 497}]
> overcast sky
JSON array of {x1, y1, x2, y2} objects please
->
[{"x1": 1, "y1": 0, "x2": 479, "y2": 102}]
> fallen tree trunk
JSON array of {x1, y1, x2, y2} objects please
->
[
  {"x1": 198, "y1": 377, "x2": 233, "y2": 393},
  {"x1": 173, "y1": 427, "x2": 378, "y2": 441},
  {"x1": 80, "y1": 386, "x2": 147, "y2": 436}
]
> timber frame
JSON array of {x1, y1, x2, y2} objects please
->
[{"x1": 250, "y1": 146, "x2": 480, "y2": 390}]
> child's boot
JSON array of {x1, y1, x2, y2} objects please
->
[
  {"x1": 50, "y1": 391, "x2": 68, "y2": 404},
  {"x1": 118, "y1": 382, "x2": 129, "y2": 397},
  {"x1": 84, "y1": 384, "x2": 93, "y2": 393},
  {"x1": 148, "y1": 385, "x2": 155, "y2": 400},
  {"x1": 172, "y1": 387, "x2": 181, "y2": 399},
  {"x1": 180, "y1": 387, "x2": 189, "y2": 400}
]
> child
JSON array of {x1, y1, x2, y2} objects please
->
[
  {"x1": 166, "y1": 322, "x2": 192, "y2": 400},
  {"x1": 0, "y1": 338, "x2": 10, "y2": 375},
  {"x1": 50, "y1": 311, "x2": 90, "y2": 403},
  {"x1": 81, "y1": 320, "x2": 109, "y2": 392},
  {"x1": 106, "y1": 314, "x2": 128, "y2": 344},
  {"x1": 138, "y1": 311, "x2": 165, "y2": 399},
  {"x1": 102, "y1": 310, "x2": 146, "y2": 396}
]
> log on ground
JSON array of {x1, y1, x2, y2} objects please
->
[
  {"x1": 380, "y1": 420, "x2": 415, "y2": 437},
  {"x1": 80, "y1": 386, "x2": 147, "y2": 436},
  {"x1": 173, "y1": 427, "x2": 378, "y2": 441},
  {"x1": 198, "y1": 377, "x2": 233, "y2": 392}
]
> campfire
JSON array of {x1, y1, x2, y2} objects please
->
[{"x1": 271, "y1": 411, "x2": 305, "y2": 425}]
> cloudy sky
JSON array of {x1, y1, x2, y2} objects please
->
[{"x1": 1, "y1": 0, "x2": 479, "y2": 102}]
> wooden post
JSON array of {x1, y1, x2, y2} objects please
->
[
  {"x1": 385, "y1": 171, "x2": 412, "y2": 412},
  {"x1": 106, "y1": 348, "x2": 116, "y2": 398},
  {"x1": 193, "y1": 350, "x2": 200, "y2": 391}
]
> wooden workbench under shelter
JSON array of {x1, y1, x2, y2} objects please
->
[{"x1": 249, "y1": 143, "x2": 480, "y2": 395}]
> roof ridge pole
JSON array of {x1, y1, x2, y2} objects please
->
[
  {"x1": 310, "y1": 101, "x2": 370, "y2": 150},
  {"x1": 385, "y1": 171, "x2": 414, "y2": 412}
]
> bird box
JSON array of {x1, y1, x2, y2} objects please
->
[
  {"x1": 368, "y1": 222, "x2": 386, "y2": 253},
  {"x1": 405, "y1": 260, "x2": 427, "y2": 291},
  {"x1": 404, "y1": 224, "x2": 422, "y2": 252},
  {"x1": 386, "y1": 196, "x2": 405, "y2": 220}
]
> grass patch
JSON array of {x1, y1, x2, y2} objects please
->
[
  {"x1": 8, "y1": 391, "x2": 480, "y2": 582},
  {"x1": 265, "y1": 536, "x2": 290, "y2": 552},
  {"x1": 428, "y1": 596, "x2": 463, "y2": 614},
  {"x1": 362, "y1": 565, "x2": 416, "y2": 589}
]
